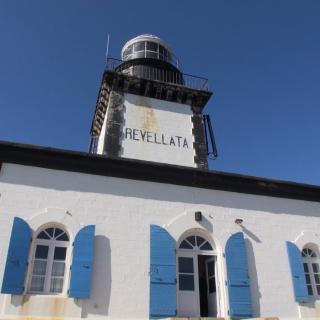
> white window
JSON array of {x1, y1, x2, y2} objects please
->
[
  {"x1": 302, "y1": 247, "x2": 320, "y2": 297},
  {"x1": 28, "y1": 227, "x2": 69, "y2": 294}
]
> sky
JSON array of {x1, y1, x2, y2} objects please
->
[{"x1": 1, "y1": 1, "x2": 320, "y2": 185}]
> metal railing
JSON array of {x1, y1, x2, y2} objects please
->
[{"x1": 106, "y1": 58, "x2": 209, "y2": 91}]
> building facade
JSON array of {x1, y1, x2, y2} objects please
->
[{"x1": 0, "y1": 35, "x2": 320, "y2": 320}]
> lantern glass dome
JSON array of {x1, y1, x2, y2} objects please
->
[{"x1": 121, "y1": 34, "x2": 180, "y2": 69}]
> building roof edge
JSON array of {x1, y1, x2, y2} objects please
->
[{"x1": 0, "y1": 140, "x2": 319, "y2": 203}]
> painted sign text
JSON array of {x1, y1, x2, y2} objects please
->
[{"x1": 125, "y1": 128, "x2": 189, "y2": 148}]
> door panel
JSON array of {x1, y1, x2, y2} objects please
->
[
  {"x1": 177, "y1": 253, "x2": 199, "y2": 317},
  {"x1": 205, "y1": 257, "x2": 217, "y2": 317}
]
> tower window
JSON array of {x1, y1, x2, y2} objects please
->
[
  {"x1": 123, "y1": 44, "x2": 133, "y2": 60},
  {"x1": 146, "y1": 51, "x2": 158, "y2": 59},
  {"x1": 29, "y1": 226, "x2": 69, "y2": 294},
  {"x1": 146, "y1": 41, "x2": 158, "y2": 52},
  {"x1": 134, "y1": 41, "x2": 145, "y2": 52}
]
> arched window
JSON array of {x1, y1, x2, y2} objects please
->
[
  {"x1": 28, "y1": 226, "x2": 69, "y2": 294},
  {"x1": 302, "y1": 247, "x2": 320, "y2": 297},
  {"x1": 179, "y1": 235, "x2": 213, "y2": 251}
]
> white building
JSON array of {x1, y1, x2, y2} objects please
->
[{"x1": 0, "y1": 34, "x2": 320, "y2": 320}]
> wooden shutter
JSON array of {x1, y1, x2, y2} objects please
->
[
  {"x1": 286, "y1": 241, "x2": 309, "y2": 303},
  {"x1": 69, "y1": 225, "x2": 95, "y2": 299},
  {"x1": 1, "y1": 217, "x2": 32, "y2": 294},
  {"x1": 225, "y1": 232, "x2": 253, "y2": 318},
  {"x1": 149, "y1": 225, "x2": 176, "y2": 318}
]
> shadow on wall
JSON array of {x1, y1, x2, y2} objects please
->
[
  {"x1": 241, "y1": 225, "x2": 262, "y2": 243},
  {"x1": 78, "y1": 235, "x2": 111, "y2": 317},
  {"x1": 199, "y1": 215, "x2": 213, "y2": 233},
  {"x1": 245, "y1": 239, "x2": 261, "y2": 317}
]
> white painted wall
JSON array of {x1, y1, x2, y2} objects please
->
[
  {"x1": 121, "y1": 93, "x2": 195, "y2": 167},
  {"x1": 0, "y1": 163, "x2": 320, "y2": 319}
]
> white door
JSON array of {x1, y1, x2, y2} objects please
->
[
  {"x1": 205, "y1": 257, "x2": 217, "y2": 317},
  {"x1": 177, "y1": 252, "x2": 200, "y2": 317}
]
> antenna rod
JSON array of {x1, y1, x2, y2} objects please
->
[{"x1": 105, "y1": 34, "x2": 110, "y2": 64}]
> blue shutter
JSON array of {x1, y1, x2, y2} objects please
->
[
  {"x1": 286, "y1": 241, "x2": 309, "y2": 303},
  {"x1": 149, "y1": 225, "x2": 176, "y2": 318},
  {"x1": 1, "y1": 217, "x2": 32, "y2": 294},
  {"x1": 225, "y1": 232, "x2": 253, "y2": 318},
  {"x1": 69, "y1": 225, "x2": 95, "y2": 299}
]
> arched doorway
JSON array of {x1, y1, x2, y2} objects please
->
[{"x1": 177, "y1": 233, "x2": 218, "y2": 317}]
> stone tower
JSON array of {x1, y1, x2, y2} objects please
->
[{"x1": 90, "y1": 34, "x2": 212, "y2": 168}]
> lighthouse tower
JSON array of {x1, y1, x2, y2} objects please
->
[{"x1": 90, "y1": 34, "x2": 212, "y2": 168}]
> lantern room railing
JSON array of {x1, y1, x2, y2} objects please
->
[{"x1": 106, "y1": 58, "x2": 209, "y2": 91}]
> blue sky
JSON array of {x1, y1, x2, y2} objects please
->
[{"x1": 1, "y1": 1, "x2": 320, "y2": 184}]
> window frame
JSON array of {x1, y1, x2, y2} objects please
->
[
  {"x1": 123, "y1": 40, "x2": 175, "y2": 64},
  {"x1": 26, "y1": 226, "x2": 71, "y2": 296},
  {"x1": 178, "y1": 235, "x2": 214, "y2": 253},
  {"x1": 178, "y1": 255, "x2": 195, "y2": 292},
  {"x1": 302, "y1": 247, "x2": 320, "y2": 299}
]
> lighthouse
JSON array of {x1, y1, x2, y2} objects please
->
[{"x1": 90, "y1": 34, "x2": 212, "y2": 168}]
